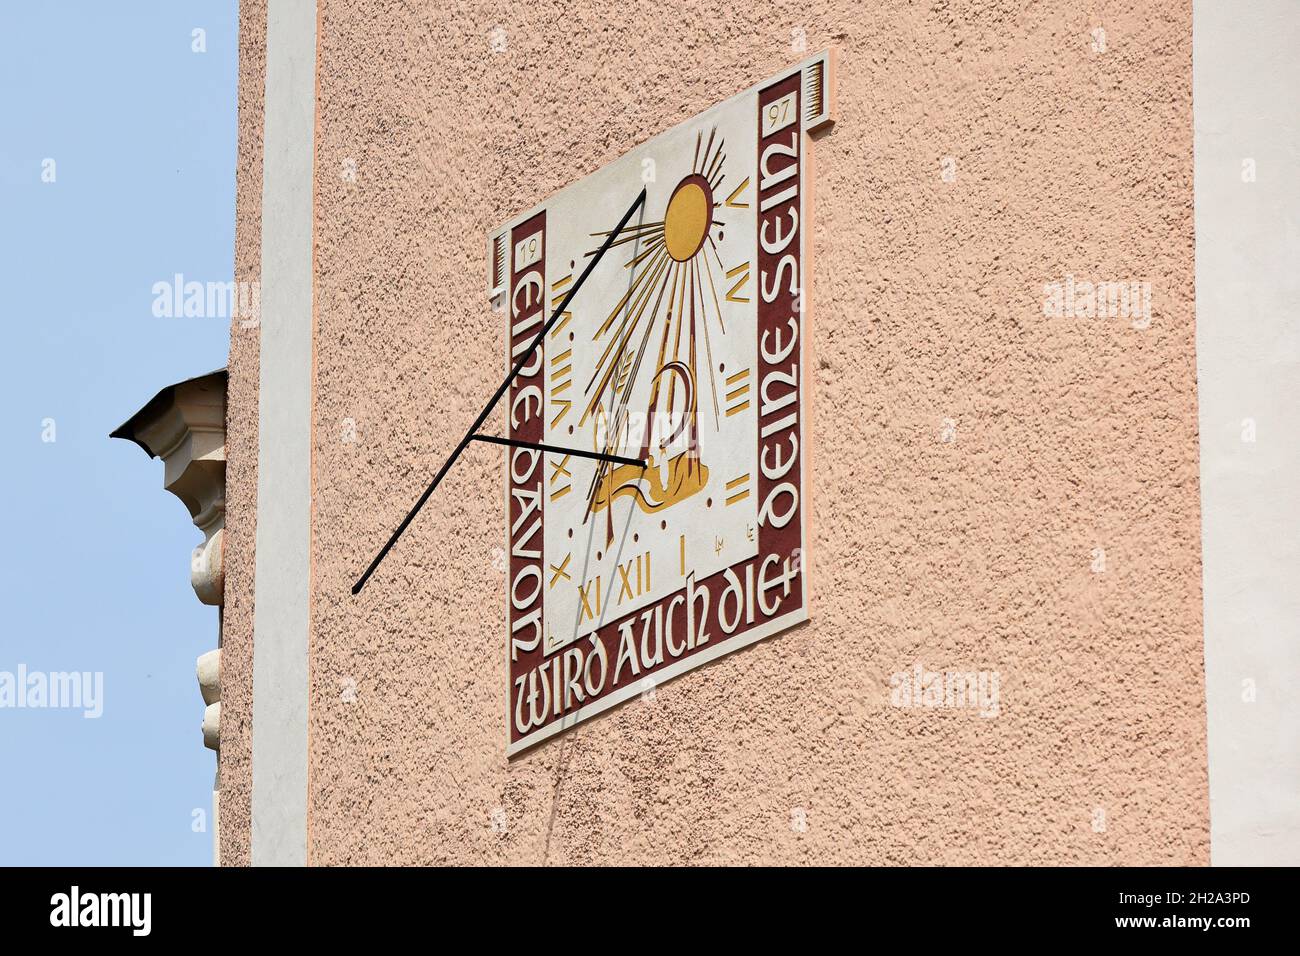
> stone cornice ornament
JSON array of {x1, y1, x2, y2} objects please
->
[{"x1": 111, "y1": 369, "x2": 228, "y2": 606}]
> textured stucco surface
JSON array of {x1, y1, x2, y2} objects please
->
[
  {"x1": 230, "y1": 0, "x2": 1207, "y2": 864},
  {"x1": 220, "y1": 0, "x2": 267, "y2": 868}
]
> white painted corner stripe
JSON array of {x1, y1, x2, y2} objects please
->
[
  {"x1": 1194, "y1": 0, "x2": 1300, "y2": 867},
  {"x1": 252, "y1": 0, "x2": 317, "y2": 868}
]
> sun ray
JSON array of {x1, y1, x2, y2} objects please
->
[
  {"x1": 626, "y1": 261, "x2": 681, "y2": 452},
  {"x1": 618, "y1": 261, "x2": 680, "y2": 454},
  {"x1": 582, "y1": 248, "x2": 671, "y2": 405},
  {"x1": 590, "y1": 219, "x2": 664, "y2": 238},
  {"x1": 600, "y1": 228, "x2": 660, "y2": 248},
  {"x1": 707, "y1": 235, "x2": 726, "y2": 275},
  {"x1": 625, "y1": 236, "x2": 664, "y2": 269},
  {"x1": 705, "y1": 148, "x2": 725, "y2": 183},
  {"x1": 590, "y1": 244, "x2": 668, "y2": 339},
  {"x1": 692, "y1": 260, "x2": 703, "y2": 443},
  {"x1": 701, "y1": 239, "x2": 727, "y2": 337},
  {"x1": 643, "y1": 264, "x2": 678, "y2": 446},
  {"x1": 686, "y1": 258, "x2": 700, "y2": 421},
  {"x1": 699, "y1": 265, "x2": 722, "y2": 427},
  {"x1": 597, "y1": 228, "x2": 668, "y2": 252},
  {"x1": 580, "y1": 266, "x2": 665, "y2": 406},
  {"x1": 585, "y1": 258, "x2": 681, "y2": 511},
  {"x1": 667, "y1": 245, "x2": 691, "y2": 411},
  {"x1": 701, "y1": 128, "x2": 717, "y2": 177},
  {"x1": 582, "y1": 248, "x2": 672, "y2": 413}
]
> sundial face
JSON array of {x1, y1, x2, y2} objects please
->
[{"x1": 490, "y1": 51, "x2": 834, "y2": 755}]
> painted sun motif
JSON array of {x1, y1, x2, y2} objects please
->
[{"x1": 578, "y1": 127, "x2": 745, "y2": 545}]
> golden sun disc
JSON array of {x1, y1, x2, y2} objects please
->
[{"x1": 663, "y1": 176, "x2": 713, "y2": 262}]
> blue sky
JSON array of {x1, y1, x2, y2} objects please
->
[{"x1": 0, "y1": 2, "x2": 238, "y2": 865}]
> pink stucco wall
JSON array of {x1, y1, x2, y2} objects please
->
[
  {"x1": 219, "y1": 0, "x2": 266, "y2": 869},
  {"x1": 226, "y1": 0, "x2": 1206, "y2": 864}
]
